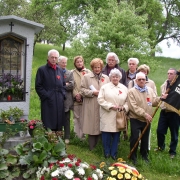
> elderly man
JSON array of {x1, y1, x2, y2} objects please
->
[
  {"x1": 127, "y1": 72, "x2": 167, "y2": 164},
  {"x1": 35, "y1": 49, "x2": 66, "y2": 133},
  {"x1": 155, "y1": 68, "x2": 180, "y2": 159},
  {"x1": 126, "y1": 57, "x2": 139, "y2": 85},
  {"x1": 102, "y1": 52, "x2": 127, "y2": 86},
  {"x1": 58, "y1": 56, "x2": 74, "y2": 144}
]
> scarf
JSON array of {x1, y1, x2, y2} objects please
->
[
  {"x1": 48, "y1": 61, "x2": 56, "y2": 70},
  {"x1": 134, "y1": 84, "x2": 148, "y2": 93},
  {"x1": 76, "y1": 66, "x2": 85, "y2": 72},
  {"x1": 93, "y1": 72, "x2": 102, "y2": 80},
  {"x1": 62, "y1": 69, "x2": 66, "y2": 74}
]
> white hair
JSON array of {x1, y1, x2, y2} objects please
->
[
  {"x1": 106, "y1": 52, "x2": 120, "y2": 64},
  {"x1": 109, "y1": 68, "x2": 122, "y2": 79},
  {"x1": 58, "y1": 56, "x2": 68, "y2": 62},
  {"x1": 127, "y1": 58, "x2": 139, "y2": 65},
  {"x1": 136, "y1": 72, "x2": 146, "y2": 79},
  {"x1": 48, "y1": 49, "x2": 59, "y2": 57}
]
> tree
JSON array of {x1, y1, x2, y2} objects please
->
[
  {"x1": 71, "y1": 0, "x2": 152, "y2": 63},
  {"x1": 129, "y1": 0, "x2": 180, "y2": 56}
]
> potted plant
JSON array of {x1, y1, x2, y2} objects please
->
[{"x1": 0, "y1": 106, "x2": 26, "y2": 132}]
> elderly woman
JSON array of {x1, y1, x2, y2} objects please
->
[
  {"x1": 72, "y1": 56, "x2": 91, "y2": 140},
  {"x1": 58, "y1": 56, "x2": 74, "y2": 144},
  {"x1": 81, "y1": 58, "x2": 110, "y2": 150},
  {"x1": 97, "y1": 68, "x2": 128, "y2": 160},
  {"x1": 126, "y1": 58, "x2": 139, "y2": 85},
  {"x1": 128, "y1": 64, "x2": 157, "y2": 96},
  {"x1": 102, "y1": 52, "x2": 127, "y2": 86}
]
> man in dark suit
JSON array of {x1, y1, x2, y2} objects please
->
[{"x1": 35, "y1": 49, "x2": 66, "y2": 133}]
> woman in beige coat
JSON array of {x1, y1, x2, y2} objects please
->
[
  {"x1": 81, "y1": 58, "x2": 110, "y2": 150},
  {"x1": 72, "y1": 56, "x2": 91, "y2": 140},
  {"x1": 97, "y1": 68, "x2": 128, "y2": 160}
]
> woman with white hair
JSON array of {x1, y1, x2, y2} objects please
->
[
  {"x1": 102, "y1": 52, "x2": 127, "y2": 86},
  {"x1": 98, "y1": 68, "x2": 129, "y2": 160}
]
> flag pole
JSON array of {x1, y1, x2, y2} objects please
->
[{"x1": 127, "y1": 71, "x2": 179, "y2": 159}]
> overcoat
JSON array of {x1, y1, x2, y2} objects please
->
[
  {"x1": 35, "y1": 63, "x2": 66, "y2": 130},
  {"x1": 98, "y1": 82, "x2": 129, "y2": 132},
  {"x1": 81, "y1": 72, "x2": 110, "y2": 135},
  {"x1": 64, "y1": 70, "x2": 74, "y2": 112},
  {"x1": 72, "y1": 68, "x2": 91, "y2": 105}
]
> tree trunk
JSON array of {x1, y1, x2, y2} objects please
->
[{"x1": 62, "y1": 43, "x2": 66, "y2": 51}]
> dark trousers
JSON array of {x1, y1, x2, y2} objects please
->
[
  {"x1": 101, "y1": 131, "x2": 120, "y2": 157},
  {"x1": 130, "y1": 118, "x2": 150, "y2": 160},
  {"x1": 157, "y1": 110, "x2": 180, "y2": 155},
  {"x1": 64, "y1": 111, "x2": 70, "y2": 139},
  {"x1": 88, "y1": 134, "x2": 101, "y2": 150}
]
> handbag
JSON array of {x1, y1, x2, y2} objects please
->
[{"x1": 116, "y1": 110, "x2": 127, "y2": 130}]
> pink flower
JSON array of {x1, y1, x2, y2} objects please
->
[{"x1": 29, "y1": 125, "x2": 34, "y2": 129}]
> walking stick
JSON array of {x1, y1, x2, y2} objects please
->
[{"x1": 127, "y1": 72, "x2": 179, "y2": 159}]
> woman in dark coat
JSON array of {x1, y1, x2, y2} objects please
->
[{"x1": 35, "y1": 49, "x2": 66, "y2": 131}]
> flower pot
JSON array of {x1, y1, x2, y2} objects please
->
[
  {"x1": 19, "y1": 131, "x2": 26, "y2": 137},
  {"x1": 0, "y1": 122, "x2": 27, "y2": 132}
]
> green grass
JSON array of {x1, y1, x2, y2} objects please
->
[{"x1": 29, "y1": 43, "x2": 180, "y2": 180}]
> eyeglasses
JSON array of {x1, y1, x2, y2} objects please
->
[{"x1": 137, "y1": 78, "x2": 146, "y2": 81}]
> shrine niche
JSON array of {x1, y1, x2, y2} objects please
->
[
  {"x1": 0, "y1": 34, "x2": 26, "y2": 101},
  {"x1": 0, "y1": 15, "x2": 44, "y2": 120}
]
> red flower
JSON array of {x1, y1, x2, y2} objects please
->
[
  {"x1": 90, "y1": 164, "x2": 96, "y2": 170},
  {"x1": 68, "y1": 163, "x2": 73, "y2": 168},
  {"x1": 59, "y1": 163, "x2": 64, "y2": 167},
  {"x1": 87, "y1": 177, "x2": 93, "y2": 180},
  {"x1": 52, "y1": 178, "x2": 58, "y2": 180},
  {"x1": 49, "y1": 163, "x2": 54, "y2": 169},
  {"x1": 147, "y1": 98, "x2": 150, "y2": 102},
  {"x1": 56, "y1": 75, "x2": 60, "y2": 79},
  {"x1": 119, "y1": 90, "x2": 122, "y2": 94},
  {"x1": 40, "y1": 176, "x2": 45, "y2": 180},
  {"x1": 101, "y1": 78, "x2": 104, "y2": 82},
  {"x1": 77, "y1": 158, "x2": 81, "y2": 163},
  {"x1": 75, "y1": 162, "x2": 80, "y2": 166},
  {"x1": 82, "y1": 72, "x2": 86, "y2": 75},
  {"x1": 68, "y1": 154, "x2": 76, "y2": 160}
]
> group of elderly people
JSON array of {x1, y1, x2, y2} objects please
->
[{"x1": 36, "y1": 49, "x2": 177, "y2": 165}]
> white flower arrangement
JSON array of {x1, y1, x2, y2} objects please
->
[{"x1": 36, "y1": 154, "x2": 103, "y2": 180}]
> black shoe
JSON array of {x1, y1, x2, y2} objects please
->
[
  {"x1": 131, "y1": 158, "x2": 137, "y2": 165},
  {"x1": 111, "y1": 156, "x2": 117, "y2": 160},
  {"x1": 142, "y1": 156, "x2": 149, "y2": 163},
  {"x1": 104, "y1": 154, "x2": 110, "y2": 158}
]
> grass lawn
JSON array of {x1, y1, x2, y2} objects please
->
[{"x1": 29, "y1": 43, "x2": 180, "y2": 180}]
